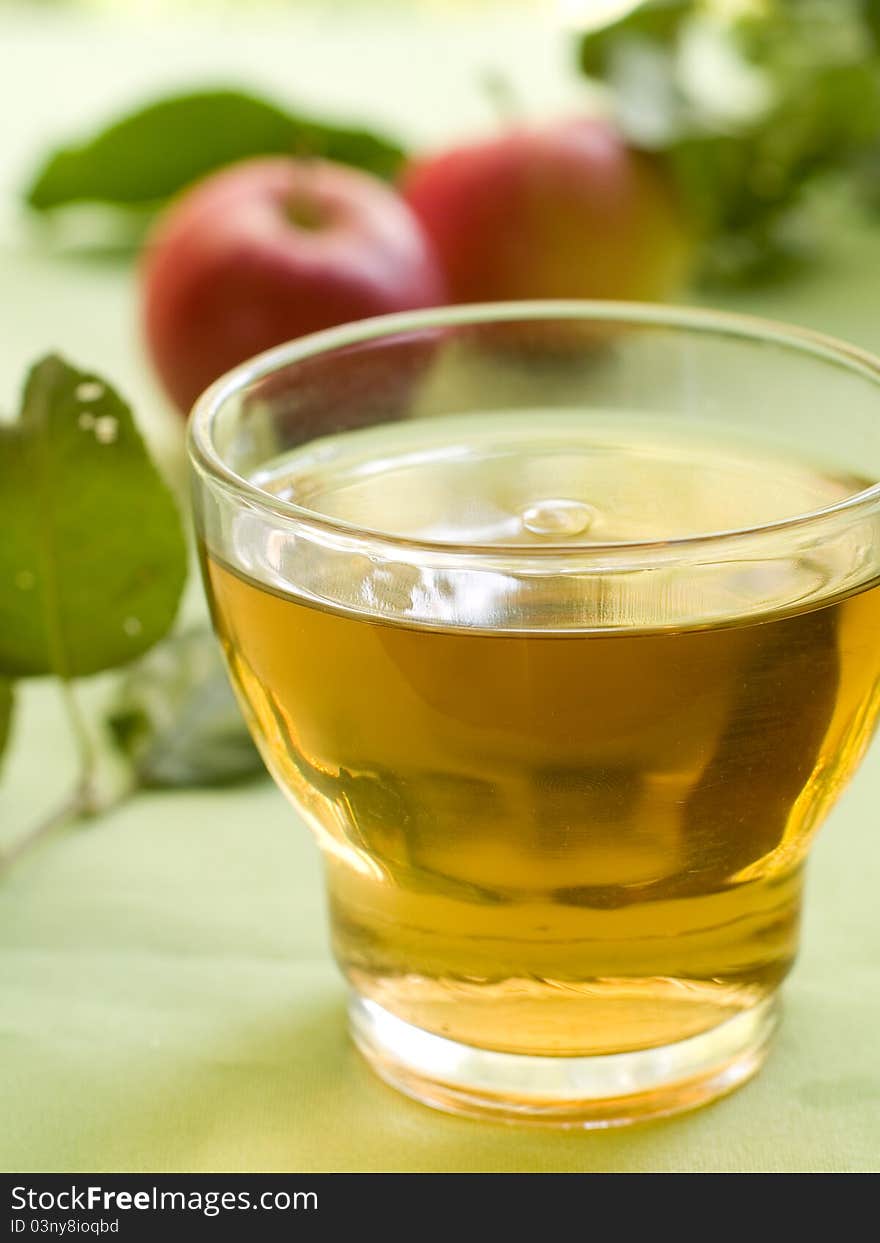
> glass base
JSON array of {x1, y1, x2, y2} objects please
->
[{"x1": 349, "y1": 992, "x2": 778, "y2": 1128}]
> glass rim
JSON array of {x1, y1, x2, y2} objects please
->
[{"x1": 188, "y1": 299, "x2": 880, "y2": 559}]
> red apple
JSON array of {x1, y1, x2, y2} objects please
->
[
  {"x1": 401, "y1": 117, "x2": 690, "y2": 305},
  {"x1": 142, "y1": 157, "x2": 447, "y2": 413}
]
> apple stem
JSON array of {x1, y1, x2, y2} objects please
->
[
  {"x1": 286, "y1": 195, "x2": 325, "y2": 231},
  {"x1": 482, "y1": 69, "x2": 525, "y2": 127}
]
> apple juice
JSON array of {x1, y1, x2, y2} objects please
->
[{"x1": 202, "y1": 413, "x2": 880, "y2": 1056}]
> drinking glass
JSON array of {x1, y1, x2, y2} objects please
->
[{"x1": 189, "y1": 303, "x2": 880, "y2": 1126}]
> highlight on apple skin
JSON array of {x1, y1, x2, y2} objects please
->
[
  {"x1": 142, "y1": 156, "x2": 447, "y2": 414},
  {"x1": 401, "y1": 116, "x2": 691, "y2": 306}
]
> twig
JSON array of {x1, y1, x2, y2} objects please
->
[
  {"x1": 0, "y1": 779, "x2": 136, "y2": 876},
  {"x1": 59, "y1": 679, "x2": 101, "y2": 810},
  {"x1": 0, "y1": 680, "x2": 137, "y2": 875},
  {"x1": 0, "y1": 787, "x2": 89, "y2": 874}
]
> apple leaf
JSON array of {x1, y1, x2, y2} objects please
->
[
  {"x1": 577, "y1": 0, "x2": 691, "y2": 80},
  {"x1": 0, "y1": 355, "x2": 187, "y2": 679},
  {"x1": 577, "y1": 0, "x2": 880, "y2": 284},
  {"x1": 106, "y1": 627, "x2": 264, "y2": 789},
  {"x1": 25, "y1": 88, "x2": 407, "y2": 212},
  {"x1": 0, "y1": 679, "x2": 13, "y2": 770},
  {"x1": 864, "y1": 0, "x2": 880, "y2": 47}
]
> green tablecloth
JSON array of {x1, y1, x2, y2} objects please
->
[{"x1": 1, "y1": 4, "x2": 878, "y2": 1174}]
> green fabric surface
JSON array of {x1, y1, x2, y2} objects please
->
[{"x1": 1, "y1": 5, "x2": 879, "y2": 1173}]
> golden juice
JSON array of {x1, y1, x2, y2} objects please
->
[{"x1": 203, "y1": 414, "x2": 880, "y2": 1056}]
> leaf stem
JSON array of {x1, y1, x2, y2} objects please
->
[
  {"x1": 0, "y1": 789, "x2": 87, "y2": 875},
  {"x1": 0, "y1": 779, "x2": 136, "y2": 877},
  {"x1": 0, "y1": 679, "x2": 137, "y2": 876},
  {"x1": 59, "y1": 678, "x2": 100, "y2": 809}
]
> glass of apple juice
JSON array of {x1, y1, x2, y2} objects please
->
[{"x1": 188, "y1": 303, "x2": 880, "y2": 1127}]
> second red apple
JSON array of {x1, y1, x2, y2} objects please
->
[{"x1": 401, "y1": 117, "x2": 690, "y2": 305}]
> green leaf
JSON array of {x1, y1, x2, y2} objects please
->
[
  {"x1": 863, "y1": 0, "x2": 880, "y2": 48},
  {"x1": 577, "y1": 0, "x2": 691, "y2": 79},
  {"x1": 25, "y1": 88, "x2": 407, "y2": 212},
  {"x1": 0, "y1": 355, "x2": 187, "y2": 679},
  {"x1": 106, "y1": 627, "x2": 264, "y2": 789},
  {"x1": 0, "y1": 679, "x2": 13, "y2": 770},
  {"x1": 576, "y1": 0, "x2": 880, "y2": 284}
]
